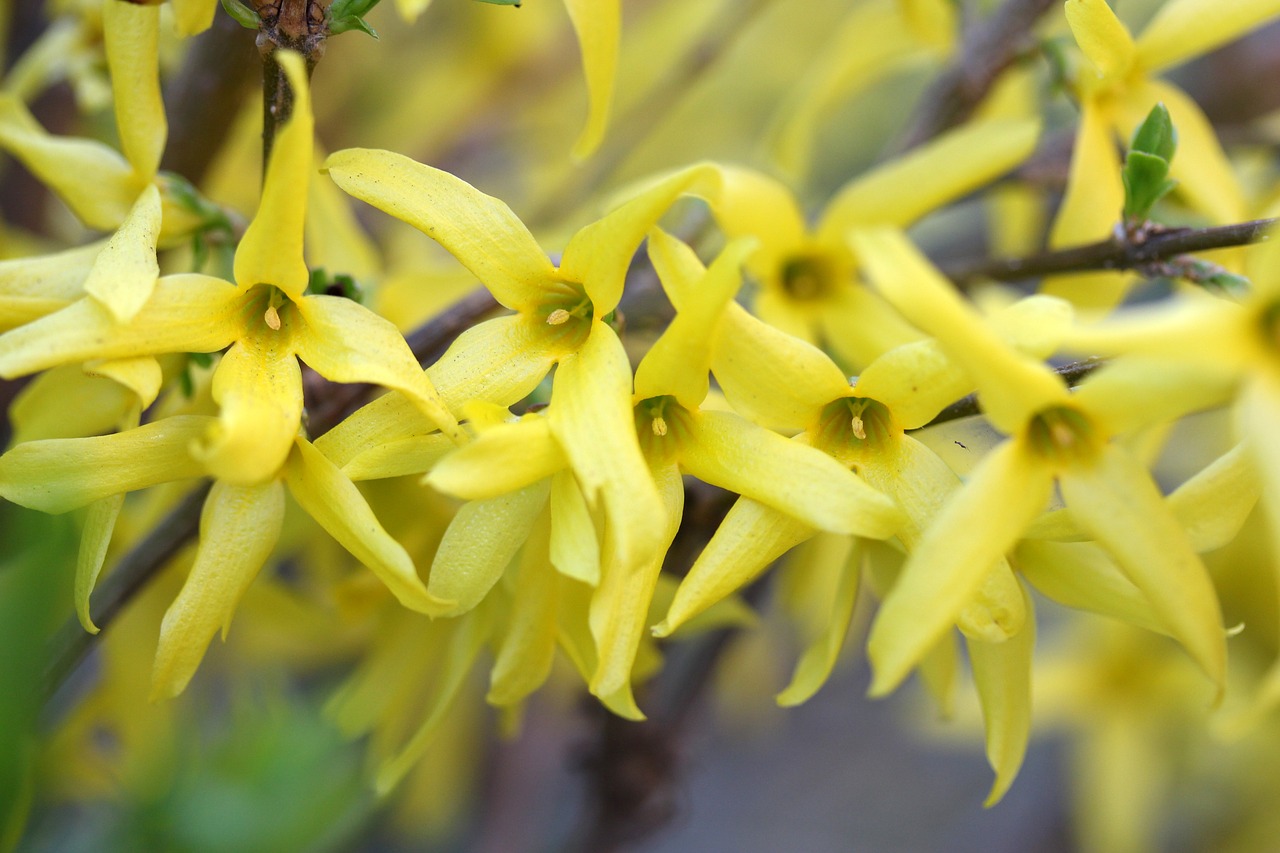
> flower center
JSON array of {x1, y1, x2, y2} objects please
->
[
  {"x1": 541, "y1": 282, "x2": 595, "y2": 348},
  {"x1": 814, "y1": 396, "x2": 896, "y2": 465},
  {"x1": 1026, "y1": 405, "x2": 1099, "y2": 466},
  {"x1": 780, "y1": 253, "x2": 837, "y2": 302},
  {"x1": 635, "y1": 395, "x2": 688, "y2": 457}
]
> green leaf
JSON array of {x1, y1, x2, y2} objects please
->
[
  {"x1": 1121, "y1": 104, "x2": 1178, "y2": 222},
  {"x1": 219, "y1": 0, "x2": 261, "y2": 29},
  {"x1": 329, "y1": 15, "x2": 379, "y2": 37},
  {"x1": 473, "y1": 0, "x2": 523, "y2": 6},
  {"x1": 329, "y1": 0, "x2": 382, "y2": 19}
]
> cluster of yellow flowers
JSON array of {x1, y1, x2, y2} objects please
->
[{"x1": 6, "y1": 0, "x2": 1280, "y2": 848}]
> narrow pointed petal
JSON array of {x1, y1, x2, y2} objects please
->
[
  {"x1": 84, "y1": 356, "x2": 163, "y2": 409},
  {"x1": 818, "y1": 118, "x2": 1039, "y2": 238},
  {"x1": 548, "y1": 323, "x2": 666, "y2": 574},
  {"x1": 590, "y1": 459, "x2": 684, "y2": 720},
  {"x1": 0, "y1": 416, "x2": 212, "y2": 512},
  {"x1": 549, "y1": 469, "x2": 600, "y2": 586},
  {"x1": 563, "y1": 0, "x2": 619, "y2": 159},
  {"x1": 682, "y1": 410, "x2": 903, "y2": 538},
  {"x1": 0, "y1": 97, "x2": 141, "y2": 230},
  {"x1": 867, "y1": 439, "x2": 1052, "y2": 696},
  {"x1": 561, "y1": 166, "x2": 725, "y2": 314},
  {"x1": 967, "y1": 582, "x2": 1035, "y2": 807},
  {"x1": 428, "y1": 480, "x2": 551, "y2": 617},
  {"x1": 292, "y1": 294, "x2": 462, "y2": 442},
  {"x1": 635, "y1": 232, "x2": 754, "y2": 408},
  {"x1": 1074, "y1": 355, "x2": 1235, "y2": 437},
  {"x1": 1017, "y1": 540, "x2": 1165, "y2": 634},
  {"x1": 83, "y1": 184, "x2": 161, "y2": 322},
  {"x1": 74, "y1": 493, "x2": 126, "y2": 633},
  {"x1": 284, "y1": 438, "x2": 447, "y2": 614},
  {"x1": 234, "y1": 52, "x2": 312, "y2": 298},
  {"x1": 191, "y1": 339, "x2": 302, "y2": 485},
  {"x1": 777, "y1": 537, "x2": 862, "y2": 706},
  {"x1": 1065, "y1": 0, "x2": 1138, "y2": 79},
  {"x1": 151, "y1": 480, "x2": 285, "y2": 699},
  {"x1": 1234, "y1": 377, "x2": 1280, "y2": 618},
  {"x1": 852, "y1": 228, "x2": 1067, "y2": 433},
  {"x1": 1059, "y1": 445, "x2": 1226, "y2": 690},
  {"x1": 0, "y1": 273, "x2": 243, "y2": 378},
  {"x1": 426, "y1": 416, "x2": 566, "y2": 500},
  {"x1": 427, "y1": 314, "x2": 565, "y2": 411},
  {"x1": 489, "y1": 512, "x2": 558, "y2": 706},
  {"x1": 1137, "y1": 0, "x2": 1280, "y2": 73},
  {"x1": 1168, "y1": 444, "x2": 1260, "y2": 552},
  {"x1": 314, "y1": 392, "x2": 431, "y2": 469},
  {"x1": 172, "y1": 0, "x2": 217, "y2": 35},
  {"x1": 0, "y1": 239, "x2": 105, "y2": 330},
  {"x1": 375, "y1": 609, "x2": 490, "y2": 794},
  {"x1": 325, "y1": 148, "x2": 555, "y2": 311},
  {"x1": 656, "y1": 497, "x2": 816, "y2": 637},
  {"x1": 341, "y1": 434, "x2": 455, "y2": 481},
  {"x1": 1047, "y1": 97, "x2": 1124, "y2": 246},
  {"x1": 712, "y1": 302, "x2": 851, "y2": 431},
  {"x1": 103, "y1": 0, "x2": 165, "y2": 179}
]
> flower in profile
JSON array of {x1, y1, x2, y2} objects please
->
[{"x1": 852, "y1": 226, "x2": 1231, "y2": 699}]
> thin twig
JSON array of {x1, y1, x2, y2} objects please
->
[
  {"x1": 917, "y1": 358, "x2": 1105, "y2": 429},
  {"x1": 896, "y1": 0, "x2": 1057, "y2": 151},
  {"x1": 941, "y1": 217, "x2": 1275, "y2": 286}
]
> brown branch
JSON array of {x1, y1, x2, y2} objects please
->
[
  {"x1": 256, "y1": 0, "x2": 328, "y2": 166},
  {"x1": 940, "y1": 218, "x2": 1275, "y2": 286},
  {"x1": 896, "y1": 0, "x2": 1057, "y2": 152}
]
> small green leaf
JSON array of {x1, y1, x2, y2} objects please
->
[
  {"x1": 219, "y1": 0, "x2": 261, "y2": 29},
  {"x1": 328, "y1": 0, "x2": 381, "y2": 36},
  {"x1": 329, "y1": 15, "x2": 379, "y2": 37},
  {"x1": 1130, "y1": 103, "x2": 1176, "y2": 162}
]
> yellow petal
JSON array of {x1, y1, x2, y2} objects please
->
[
  {"x1": 324, "y1": 148, "x2": 555, "y2": 311},
  {"x1": 1048, "y1": 98, "x2": 1123, "y2": 247},
  {"x1": 548, "y1": 322, "x2": 666, "y2": 575},
  {"x1": 427, "y1": 314, "x2": 568, "y2": 411},
  {"x1": 854, "y1": 340, "x2": 968, "y2": 430},
  {"x1": 84, "y1": 355, "x2": 164, "y2": 409},
  {"x1": 8, "y1": 365, "x2": 138, "y2": 444},
  {"x1": 681, "y1": 410, "x2": 904, "y2": 538},
  {"x1": 341, "y1": 434, "x2": 455, "y2": 481},
  {"x1": 820, "y1": 283, "x2": 927, "y2": 371},
  {"x1": 851, "y1": 228, "x2": 1067, "y2": 433},
  {"x1": 172, "y1": 0, "x2": 217, "y2": 36},
  {"x1": 1073, "y1": 355, "x2": 1235, "y2": 438},
  {"x1": 1065, "y1": 0, "x2": 1138, "y2": 79},
  {"x1": 0, "y1": 273, "x2": 244, "y2": 378},
  {"x1": 292, "y1": 294, "x2": 462, "y2": 442},
  {"x1": 589, "y1": 458, "x2": 684, "y2": 720},
  {"x1": 1168, "y1": 444, "x2": 1261, "y2": 552},
  {"x1": 150, "y1": 479, "x2": 285, "y2": 699},
  {"x1": 634, "y1": 232, "x2": 754, "y2": 408},
  {"x1": 1017, "y1": 539, "x2": 1165, "y2": 634},
  {"x1": 191, "y1": 339, "x2": 302, "y2": 485},
  {"x1": 426, "y1": 416, "x2": 566, "y2": 501},
  {"x1": 1059, "y1": 444, "x2": 1226, "y2": 690},
  {"x1": 549, "y1": 468, "x2": 600, "y2": 586},
  {"x1": 0, "y1": 239, "x2": 105, "y2": 330},
  {"x1": 0, "y1": 96, "x2": 141, "y2": 230},
  {"x1": 867, "y1": 439, "x2": 1052, "y2": 696},
  {"x1": 313, "y1": 391, "x2": 429, "y2": 469},
  {"x1": 655, "y1": 497, "x2": 816, "y2": 637},
  {"x1": 428, "y1": 480, "x2": 552, "y2": 617},
  {"x1": 712, "y1": 302, "x2": 851, "y2": 432},
  {"x1": 234, "y1": 52, "x2": 312, "y2": 298},
  {"x1": 488, "y1": 511, "x2": 558, "y2": 706},
  {"x1": 0, "y1": 415, "x2": 212, "y2": 513},
  {"x1": 83, "y1": 184, "x2": 161, "y2": 322},
  {"x1": 103, "y1": 0, "x2": 165, "y2": 179},
  {"x1": 560, "y1": 165, "x2": 727, "y2": 315},
  {"x1": 74, "y1": 493, "x2": 126, "y2": 634},
  {"x1": 776, "y1": 537, "x2": 862, "y2": 707},
  {"x1": 818, "y1": 118, "x2": 1039, "y2": 238},
  {"x1": 966, "y1": 581, "x2": 1034, "y2": 807},
  {"x1": 956, "y1": 560, "x2": 1026, "y2": 644},
  {"x1": 1137, "y1": 0, "x2": 1280, "y2": 73},
  {"x1": 563, "y1": 0, "x2": 619, "y2": 159},
  {"x1": 284, "y1": 437, "x2": 447, "y2": 614}
]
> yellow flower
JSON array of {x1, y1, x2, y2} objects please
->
[
  {"x1": 641, "y1": 117, "x2": 1038, "y2": 369},
  {"x1": 0, "y1": 52, "x2": 461, "y2": 486},
  {"x1": 852, "y1": 226, "x2": 1230, "y2": 700}
]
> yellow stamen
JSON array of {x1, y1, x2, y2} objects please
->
[
  {"x1": 264, "y1": 304, "x2": 282, "y2": 331},
  {"x1": 546, "y1": 308, "x2": 571, "y2": 326},
  {"x1": 652, "y1": 416, "x2": 668, "y2": 437},
  {"x1": 851, "y1": 414, "x2": 866, "y2": 440}
]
